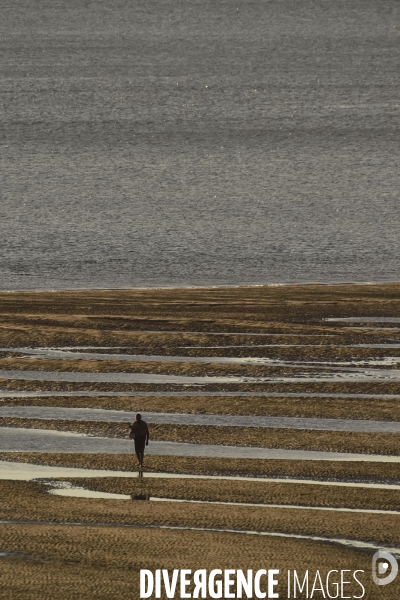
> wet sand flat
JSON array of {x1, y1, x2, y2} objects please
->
[
  {"x1": 5, "y1": 405, "x2": 400, "y2": 432},
  {"x1": 4, "y1": 376, "x2": 400, "y2": 396},
  {"x1": 3, "y1": 427, "x2": 396, "y2": 461},
  {"x1": 4, "y1": 362, "x2": 400, "y2": 386},
  {"x1": 2, "y1": 417, "x2": 400, "y2": 455},
  {"x1": 0, "y1": 522, "x2": 389, "y2": 600},
  {"x1": 0, "y1": 286, "x2": 399, "y2": 366},
  {"x1": 1, "y1": 283, "x2": 400, "y2": 329},
  {"x1": 0, "y1": 480, "x2": 400, "y2": 547},
  {"x1": 2, "y1": 285, "x2": 400, "y2": 596},
  {"x1": 63, "y1": 476, "x2": 400, "y2": 511},
  {"x1": 2, "y1": 452, "x2": 400, "y2": 484},
  {"x1": 2, "y1": 392, "x2": 400, "y2": 422}
]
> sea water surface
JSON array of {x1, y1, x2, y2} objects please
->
[{"x1": 1, "y1": 0, "x2": 399, "y2": 289}]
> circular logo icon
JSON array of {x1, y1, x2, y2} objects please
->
[{"x1": 372, "y1": 551, "x2": 398, "y2": 586}]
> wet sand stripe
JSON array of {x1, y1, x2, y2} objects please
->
[
  {"x1": 0, "y1": 518, "x2": 398, "y2": 557},
  {"x1": 2, "y1": 406, "x2": 400, "y2": 433}
]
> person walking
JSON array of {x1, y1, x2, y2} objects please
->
[{"x1": 129, "y1": 413, "x2": 150, "y2": 470}]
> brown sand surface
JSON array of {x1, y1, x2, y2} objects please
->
[
  {"x1": 1, "y1": 327, "x2": 399, "y2": 349},
  {"x1": 1, "y1": 284, "x2": 400, "y2": 349},
  {"x1": 0, "y1": 523, "x2": 389, "y2": 600},
  {"x1": 1, "y1": 452, "x2": 398, "y2": 483},
  {"x1": 1, "y1": 324, "x2": 378, "y2": 347},
  {"x1": 0, "y1": 354, "x2": 399, "y2": 376},
  {"x1": 4, "y1": 377, "x2": 400, "y2": 398},
  {"x1": 0, "y1": 480, "x2": 399, "y2": 545},
  {"x1": 2, "y1": 417, "x2": 400, "y2": 455},
  {"x1": 1, "y1": 282, "x2": 400, "y2": 315},
  {"x1": 0, "y1": 356, "x2": 312, "y2": 377}
]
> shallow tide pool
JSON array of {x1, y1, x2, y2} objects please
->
[
  {"x1": 1, "y1": 429, "x2": 399, "y2": 462},
  {"x1": 2, "y1": 406, "x2": 400, "y2": 433}
]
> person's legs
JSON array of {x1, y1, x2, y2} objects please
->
[{"x1": 135, "y1": 436, "x2": 146, "y2": 469}]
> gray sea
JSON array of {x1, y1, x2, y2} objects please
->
[{"x1": 1, "y1": 0, "x2": 399, "y2": 290}]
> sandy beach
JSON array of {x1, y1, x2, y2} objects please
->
[{"x1": 1, "y1": 284, "x2": 400, "y2": 597}]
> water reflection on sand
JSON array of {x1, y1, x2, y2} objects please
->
[
  {"x1": 47, "y1": 482, "x2": 400, "y2": 516},
  {"x1": 0, "y1": 460, "x2": 399, "y2": 489},
  {"x1": 0, "y1": 429, "x2": 399, "y2": 462},
  {"x1": 2, "y1": 405, "x2": 400, "y2": 433},
  {"x1": 3, "y1": 367, "x2": 400, "y2": 384}
]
